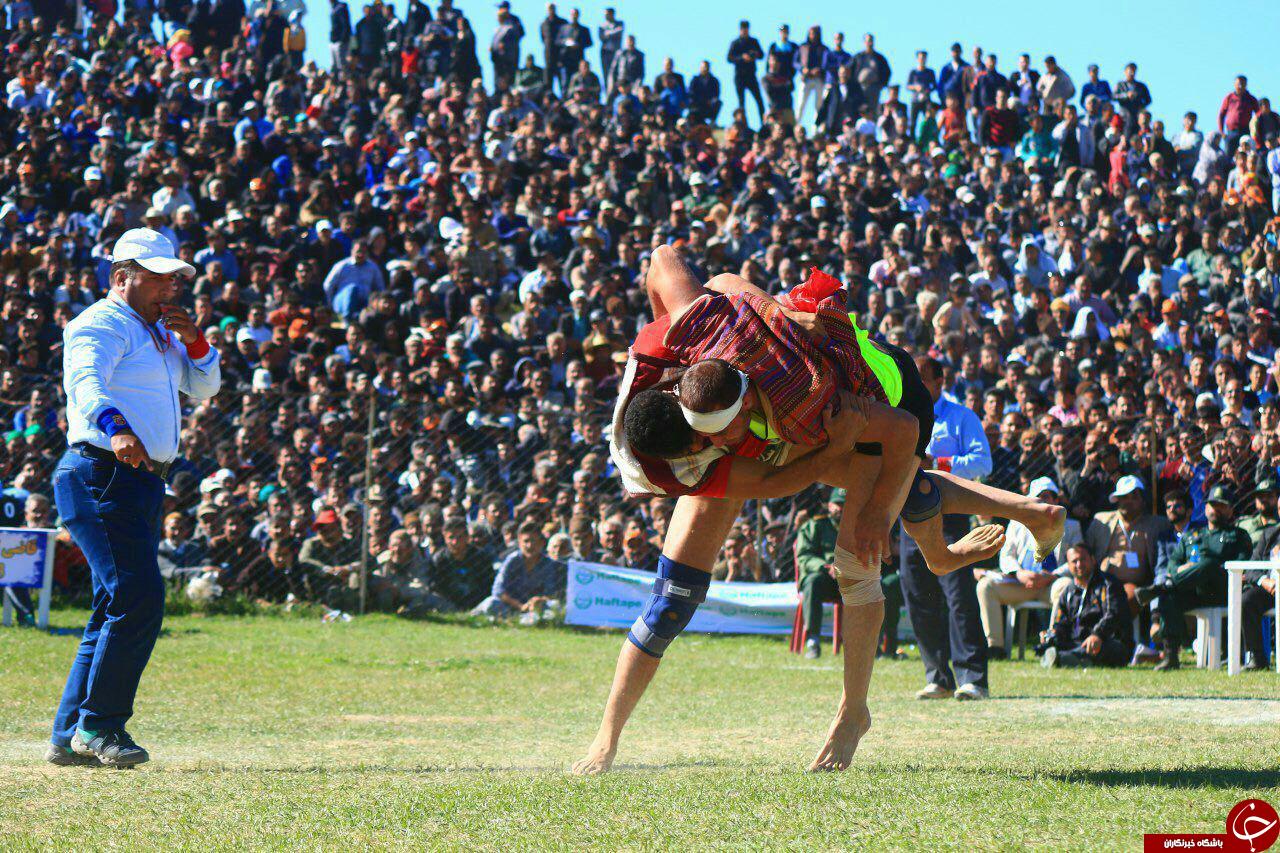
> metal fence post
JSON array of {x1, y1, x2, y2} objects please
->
[
  {"x1": 1150, "y1": 417, "x2": 1159, "y2": 516},
  {"x1": 358, "y1": 383, "x2": 376, "y2": 615}
]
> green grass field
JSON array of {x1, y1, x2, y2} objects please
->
[{"x1": 1, "y1": 610, "x2": 1277, "y2": 850}]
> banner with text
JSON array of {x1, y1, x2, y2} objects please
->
[
  {"x1": 0, "y1": 528, "x2": 50, "y2": 589},
  {"x1": 566, "y1": 561, "x2": 819, "y2": 636}
]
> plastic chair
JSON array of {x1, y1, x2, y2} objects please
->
[
  {"x1": 1004, "y1": 599, "x2": 1051, "y2": 660},
  {"x1": 1188, "y1": 607, "x2": 1226, "y2": 668},
  {"x1": 789, "y1": 555, "x2": 843, "y2": 654}
]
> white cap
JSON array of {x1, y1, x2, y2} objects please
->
[
  {"x1": 111, "y1": 228, "x2": 195, "y2": 277},
  {"x1": 252, "y1": 367, "x2": 273, "y2": 390},
  {"x1": 315, "y1": 219, "x2": 333, "y2": 233},
  {"x1": 83, "y1": 166, "x2": 103, "y2": 182},
  {"x1": 235, "y1": 327, "x2": 257, "y2": 343},
  {"x1": 1027, "y1": 476, "x2": 1060, "y2": 498},
  {"x1": 1110, "y1": 475, "x2": 1144, "y2": 501}
]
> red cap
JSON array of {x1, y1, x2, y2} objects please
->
[
  {"x1": 312, "y1": 509, "x2": 339, "y2": 528},
  {"x1": 1161, "y1": 298, "x2": 1179, "y2": 314}
]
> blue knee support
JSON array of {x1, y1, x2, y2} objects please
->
[
  {"x1": 626, "y1": 555, "x2": 710, "y2": 658},
  {"x1": 901, "y1": 469, "x2": 942, "y2": 524}
]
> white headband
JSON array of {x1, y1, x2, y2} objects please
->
[{"x1": 678, "y1": 370, "x2": 749, "y2": 434}]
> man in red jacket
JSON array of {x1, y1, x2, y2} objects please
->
[{"x1": 1219, "y1": 75, "x2": 1259, "y2": 156}]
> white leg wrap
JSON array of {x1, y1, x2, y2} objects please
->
[{"x1": 833, "y1": 546, "x2": 885, "y2": 606}]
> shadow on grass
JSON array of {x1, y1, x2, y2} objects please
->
[
  {"x1": 994, "y1": 694, "x2": 1280, "y2": 702},
  {"x1": 1046, "y1": 767, "x2": 1280, "y2": 790}
]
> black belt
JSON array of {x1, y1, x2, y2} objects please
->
[{"x1": 73, "y1": 442, "x2": 172, "y2": 480}]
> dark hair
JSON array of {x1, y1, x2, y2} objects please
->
[
  {"x1": 677, "y1": 359, "x2": 741, "y2": 413},
  {"x1": 624, "y1": 389, "x2": 693, "y2": 458}
]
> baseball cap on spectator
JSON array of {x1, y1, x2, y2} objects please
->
[
  {"x1": 83, "y1": 166, "x2": 102, "y2": 182},
  {"x1": 199, "y1": 468, "x2": 235, "y2": 495},
  {"x1": 242, "y1": 100, "x2": 259, "y2": 113},
  {"x1": 1254, "y1": 478, "x2": 1277, "y2": 495},
  {"x1": 829, "y1": 488, "x2": 846, "y2": 505},
  {"x1": 312, "y1": 508, "x2": 339, "y2": 529},
  {"x1": 1028, "y1": 477, "x2": 1060, "y2": 498},
  {"x1": 112, "y1": 228, "x2": 196, "y2": 277},
  {"x1": 315, "y1": 219, "x2": 334, "y2": 234},
  {"x1": 811, "y1": 196, "x2": 828, "y2": 208},
  {"x1": 1110, "y1": 475, "x2": 1144, "y2": 501},
  {"x1": 1195, "y1": 392, "x2": 1220, "y2": 412},
  {"x1": 1206, "y1": 484, "x2": 1235, "y2": 507},
  {"x1": 1161, "y1": 299, "x2": 1179, "y2": 315}
]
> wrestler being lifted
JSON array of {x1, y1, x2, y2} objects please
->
[{"x1": 572, "y1": 246, "x2": 1064, "y2": 775}]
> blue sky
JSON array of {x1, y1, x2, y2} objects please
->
[{"x1": 304, "y1": 0, "x2": 1280, "y2": 132}]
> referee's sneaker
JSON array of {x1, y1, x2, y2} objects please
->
[{"x1": 46, "y1": 229, "x2": 220, "y2": 768}]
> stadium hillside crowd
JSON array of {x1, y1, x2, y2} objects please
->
[{"x1": 2, "y1": 0, "x2": 1280, "y2": 667}]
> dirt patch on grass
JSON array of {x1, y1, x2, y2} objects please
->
[{"x1": 1038, "y1": 697, "x2": 1280, "y2": 725}]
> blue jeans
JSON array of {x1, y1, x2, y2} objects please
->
[{"x1": 50, "y1": 448, "x2": 165, "y2": 746}]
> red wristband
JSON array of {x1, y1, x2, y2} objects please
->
[
  {"x1": 937, "y1": 457, "x2": 953, "y2": 473},
  {"x1": 185, "y1": 332, "x2": 210, "y2": 360}
]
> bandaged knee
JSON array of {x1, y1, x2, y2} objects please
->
[
  {"x1": 832, "y1": 545, "x2": 885, "y2": 606},
  {"x1": 901, "y1": 469, "x2": 943, "y2": 524},
  {"x1": 627, "y1": 555, "x2": 710, "y2": 659}
]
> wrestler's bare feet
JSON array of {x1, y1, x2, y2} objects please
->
[
  {"x1": 570, "y1": 740, "x2": 617, "y2": 776},
  {"x1": 808, "y1": 705, "x2": 871, "y2": 772},
  {"x1": 1027, "y1": 503, "x2": 1067, "y2": 562},
  {"x1": 925, "y1": 524, "x2": 1006, "y2": 576}
]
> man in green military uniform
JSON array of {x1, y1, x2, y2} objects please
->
[
  {"x1": 1136, "y1": 484, "x2": 1253, "y2": 671},
  {"x1": 1238, "y1": 478, "x2": 1278, "y2": 545},
  {"x1": 794, "y1": 488, "x2": 903, "y2": 659}
]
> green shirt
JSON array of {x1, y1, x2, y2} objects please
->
[
  {"x1": 1165, "y1": 524, "x2": 1252, "y2": 594},
  {"x1": 795, "y1": 515, "x2": 839, "y2": 584}
]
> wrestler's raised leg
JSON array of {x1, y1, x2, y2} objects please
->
[
  {"x1": 928, "y1": 471, "x2": 1065, "y2": 561},
  {"x1": 645, "y1": 244, "x2": 708, "y2": 321},
  {"x1": 572, "y1": 494, "x2": 743, "y2": 775}
]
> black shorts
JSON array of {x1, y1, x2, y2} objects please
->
[{"x1": 852, "y1": 341, "x2": 934, "y2": 459}]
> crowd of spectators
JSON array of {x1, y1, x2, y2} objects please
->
[{"x1": 0, "y1": 0, "x2": 1278, "y2": 666}]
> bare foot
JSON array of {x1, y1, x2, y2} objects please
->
[
  {"x1": 808, "y1": 706, "x2": 871, "y2": 772},
  {"x1": 1027, "y1": 504, "x2": 1066, "y2": 562},
  {"x1": 924, "y1": 524, "x2": 1005, "y2": 576},
  {"x1": 570, "y1": 741, "x2": 617, "y2": 776}
]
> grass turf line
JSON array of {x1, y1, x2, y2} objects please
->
[{"x1": 1, "y1": 610, "x2": 1277, "y2": 850}]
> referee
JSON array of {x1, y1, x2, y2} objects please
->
[{"x1": 46, "y1": 229, "x2": 221, "y2": 767}]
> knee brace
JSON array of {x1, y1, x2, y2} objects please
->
[
  {"x1": 626, "y1": 555, "x2": 710, "y2": 659},
  {"x1": 832, "y1": 545, "x2": 885, "y2": 606},
  {"x1": 901, "y1": 469, "x2": 942, "y2": 524}
]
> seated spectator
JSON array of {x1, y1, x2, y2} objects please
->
[
  {"x1": 977, "y1": 477, "x2": 1083, "y2": 656},
  {"x1": 427, "y1": 517, "x2": 495, "y2": 610},
  {"x1": 158, "y1": 512, "x2": 209, "y2": 582},
  {"x1": 1038, "y1": 544, "x2": 1134, "y2": 668},
  {"x1": 1092, "y1": 475, "x2": 1175, "y2": 618},
  {"x1": 472, "y1": 521, "x2": 564, "y2": 618},
  {"x1": 1137, "y1": 485, "x2": 1253, "y2": 670},
  {"x1": 793, "y1": 489, "x2": 902, "y2": 659}
]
